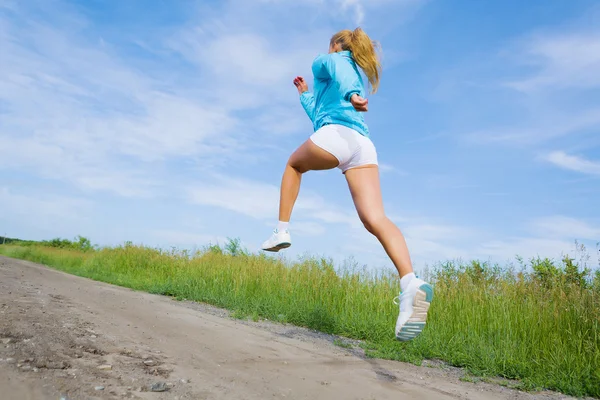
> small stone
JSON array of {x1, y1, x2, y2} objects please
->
[
  {"x1": 97, "y1": 364, "x2": 112, "y2": 371},
  {"x1": 94, "y1": 386, "x2": 105, "y2": 391},
  {"x1": 1, "y1": 338, "x2": 11, "y2": 344},
  {"x1": 143, "y1": 359, "x2": 155, "y2": 366},
  {"x1": 5, "y1": 358, "x2": 15, "y2": 363},
  {"x1": 180, "y1": 379, "x2": 189, "y2": 384},
  {"x1": 150, "y1": 382, "x2": 168, "y2": 392},
  {"x1": 33, "y1": 367, "x2": 39, "y2": 372},
  {"x1": 21, "y1": 365, "x2": 32, "y2": 371},
  {"x1": 166, "y1": 382, "x2": 175, "y2": 389}
]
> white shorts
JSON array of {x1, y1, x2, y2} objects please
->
[{"x1": 309, "y1": 124, "x2": 378, "y2": 173}]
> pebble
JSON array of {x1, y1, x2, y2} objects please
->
[
  {"x1": 94, "y1": 386, "x2": 105, "y2": 391},
  {"x1": 150, "y1": 382, "x2": 168, "y2": 392},
  {"x1": 97, "y1": 364, "x2": 112, "y2": 371},
  {"x1": 143, "y1": 359, "x2": 155, "y2": 366},
  {"x1": 5, "y1": 358, "x2": 15, "y2": 363},
  {"x1": 0, "y1": 338, "x2": 12, "y2": 344},
  {"x1": 180, "y1": 379, "x2": 189, "y2": 384}
]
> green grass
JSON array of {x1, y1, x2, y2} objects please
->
[{"x1": 1, "y1": 240, "x2": 598, "y2": 398}]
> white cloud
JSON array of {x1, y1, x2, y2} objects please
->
[
  {"x1": 187, "y1": 176, "x2": 279, "y2": 220},
  {"x1": 467, "y1": 108, "x2": 600, "y2": 145},
  {"x1": 473, "y1": 216, "x2": 600, "y2": 262},
  {"x1": 378, "y1": 163, "x2": 408, "y2": 175},
  {"x1": 291, "y1": 221, "x2": 327, "y2": 236},
  {"x1": 505, "y1": 31, "x2": 600, "y2": 92},
  {"x1": 529, "y1": 215, "x2": 600, "y2": 241},
  {"x1": 1, "y1": 0, "x2": 425, "y2": 203},
  {"x1": 543, "y1": 151, "x2": 600, "y2": 176},
  {"x1": 455, "y1": 19, "x2": 600, "y2": 147},
  {"x1": 186, "y1": 174, "x2": 361, "y2": 228},
  {"x1": 474, "y1": 237, "x2": 578, "y2": 262},
  {"x1": 0, "y1": 187, "x2": 93, "y2": 235},
  {"x1": 338, "y1": 0, "x2": 365, "y2": 25},
  {"x1": 0, "y1": 187, "x2": 91, "y2": 219},
  {"x1": 403, "y1": 223, "x2": 475, "y2": 241},
  {"x1": 337, "y1": 212, "x2": 600, "y2": 268},
  {"x1": 0, "y1": 2, "x2": 245, "y2": 198},
  {"x1": 150, "y1": 229, "x2": 228, "y2": 249}
]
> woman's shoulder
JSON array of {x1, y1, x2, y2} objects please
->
[
  {"x1": 312, "y1": 52, "x2": 347, "y2": 69},
  {"x1": 312, "y1": 53, "x2": 331, "y2": 63}
]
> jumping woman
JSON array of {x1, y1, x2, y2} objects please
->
[{"x1": 261, "y1": 27, "x2": 434, "y2": 341}]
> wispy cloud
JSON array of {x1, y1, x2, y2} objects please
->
[
  {"x1": 0, "y1": 186, "x2": 93, "y2": 235},
  {"x1": 0, "y1": 1, "x2": 245, "y2": 198},
  {"x1": 529, "y1": 215, "x2": 600, "y2": 240},
  {"x1": 474, "y1": 215, "x2": 600, "y2": 262},
  {"x1": 505, "y1": 31, "x2": 600, "y2": 93},
  {"x1": 453, "y1": 15, "x2": 600, "y2": 147},
  {"x1": 543, "y1": 151, "x2": 600, "y2": 176},
  {"x1": 338, "y1": 0, "x2": 365, "y2": 25},
  {"x1": 150, "y1": 229, "x2": 228, "y2": 249},
  {"x1": 466, "y1": 108, "x2": 600, "y2": 145},
  {"x1": 186, "y1": 174, "x2": 360, "y2": 228}
]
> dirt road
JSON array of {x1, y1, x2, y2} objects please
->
[{"x1": 0, "y1": 256, "x2": 579, "y2": 400}]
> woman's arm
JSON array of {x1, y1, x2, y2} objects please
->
[
  {"x1": 300, "y1": 91, "x2": 316, "y2": 123},
  {"x1": 294, "y1": 76, "x2": 316, "y2": 123}
]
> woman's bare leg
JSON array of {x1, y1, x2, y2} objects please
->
[
  {"x1": 345, "y1": 164, "x2": 433, "y2": 342},
  {"x1": 278, "y1": 138, "x2": 339, "y2": 222},
  {"x1": 344, "y1": 165, "x2": 413, "y2": 277},
  {"x1": 262, "y1": 138, "x2": 339, "y2": 252}
]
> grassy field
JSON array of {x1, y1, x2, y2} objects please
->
[{"x1": 1, "y1": 238, "x2": 598, "y2": 398}]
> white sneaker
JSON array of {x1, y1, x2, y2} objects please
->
[
  {"x1": 261, "y1": 229, "x2": 291, "y2": 252},
  {"x1": 393, "y1": 277, "x2": 434, "y2": 341}
]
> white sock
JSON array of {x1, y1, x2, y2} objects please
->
[
  {"x1": 400, "y1": 272, "x2": 415, "y2": 292},
  {"x1": 277, "y1": 221, "x2": 289, "y2": 232}
]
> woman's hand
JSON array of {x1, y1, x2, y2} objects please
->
[
  {"x1": 350, "y1": 94, "x2": 368, "y2": 112},
  {"x1": 293, "y1": 76, "x2": 309, "y2": 95}
]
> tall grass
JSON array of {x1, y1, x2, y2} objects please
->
[{"x1": 1, "y1": 241, "x2": 598, "y2": 398}]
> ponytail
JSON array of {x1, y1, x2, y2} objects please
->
[
  {"x1": 350, "y1": 28, "x2": 381, "y2": 94},
  {"x1": 330, "y1": 27, "x2": 382, "y2": 94}
]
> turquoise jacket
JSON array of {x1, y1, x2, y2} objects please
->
[{"x1": 300, "y1": 50, "x2": 370, "y2": 137}]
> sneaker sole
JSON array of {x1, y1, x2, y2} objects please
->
[
  {"x1": 262, "y1": 242, "x2": 291, "y2": 252},
  {"x1": 396, "y1": 283, "x2": 433, "y2": 342}
]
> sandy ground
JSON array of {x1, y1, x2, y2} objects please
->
[{"x1": 0, "y1": 255, "x2": 583, "y2": 400}]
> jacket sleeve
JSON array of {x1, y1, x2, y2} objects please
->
[
  {"x1": 312, "y1": 54, "x2": 362, "y2": 102},
  {"x1": 299, "y1": 91, "x2": 316, "y2": 123}
]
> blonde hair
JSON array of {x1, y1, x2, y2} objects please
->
[{"x1": 330, "y1": 27, "x2": 382, "y2": 94}]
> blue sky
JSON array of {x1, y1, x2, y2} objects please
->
[{"x1": 1, "y1": 0, "x2": 599, "y2": 273}]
